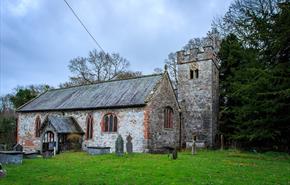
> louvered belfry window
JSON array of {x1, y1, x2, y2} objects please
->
[
  {"x1": 164, "y1": 107, "x2": 173, "y2": 129},
  {"x1": 35, "y1": 116, "x2": 41, "y2": 137},
  {"x1": 103, "y1": 114, "x2": 118, "y2": 132},
  {"x1": 86, "y1": 114, "x2": 94, "y2": 139}
]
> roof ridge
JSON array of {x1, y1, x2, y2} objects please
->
[{"x1": 49, "y1": 73, "x2": 163, "y2": 92}]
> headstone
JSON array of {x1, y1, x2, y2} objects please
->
[
  {"x1": 13, "y1": 144, "x2": 23, "y2": 151},
  {"x1": 115, "y1": 135, "x2": 124, "y2": 156},
  {"x1": 220, "y1": 134, "x2": 224, "y2": 150},
  {"x1": 172, "y1": 148, "x2": 178, "y2": 160},
  {"x1": 192, "y1": 140, "x2": 196, "y2": 155},
  {"x1": 126, "y1": 135, "x2": 133, "y2": 154},
  {"x1": 0, "y1": 163, "x2": 6, "y2": 178}
]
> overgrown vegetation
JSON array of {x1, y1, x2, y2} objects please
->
[{"x1": 2, "y1": 150, "x2": 290, "y2": 185}]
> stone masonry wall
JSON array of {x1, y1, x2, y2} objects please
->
[
  {"x1": 18, "y1": 107, "x2": 146, "y2": 152},
  {"x1": 177, "y1": 47, "x2": 219, "y2": 147},
  {"x1": 145, "y1": 73, "x2": 181, "y2": 150}
]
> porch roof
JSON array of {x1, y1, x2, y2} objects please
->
[{"x1": 42, "y1": 115, "x2": 84, "y2": 134}]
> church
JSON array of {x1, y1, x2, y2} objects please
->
[{"x1": 16, "y1": 41, "x2": 219, "y2": 153}]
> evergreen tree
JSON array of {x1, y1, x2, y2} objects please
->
[{"x1": 218, "y1": 1, "x2": 290, "y2": 151}]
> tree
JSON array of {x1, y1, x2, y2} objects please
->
[
  {"x1": 0, "y1": 113, "x2": 16, "y2": 149},
  {"x1": 10, "y1": 84, "x2": 51, "y2": 109},
  {"x1": 67, "y1": 49, "x2": 130, "y2": 86},
  {"x1": 213, "y1": 0, "x2": 284, "y2": 49},
  {"x1": 0, "y1": 94, "x2": 14, "y2": 113},
  {"x1": 114, "y1": 71, "x2": 142, "y2": 80},
  {"x1": 153, "y1": 68, "x2": 163, "y2": 74},
  {"x1": 217, "y1": 0, "x2": 290, "y2": 151}
]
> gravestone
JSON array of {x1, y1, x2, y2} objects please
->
[
  {"x1": 220, "y1": 134, "x2": 224, "y2": 150},
  {"x1": 192, "y1": 140, "x2": 197, "y2": 155},
  {"x1": 172, "y1": 148, "x2": 178, "y2": 160},
  {"x1": 13, "y1": 144, "x2": 23, "y2": 151},
  {"x1": 115, "y1": 135, "x2": 124, "y2": 156},
  {"x1": 126, "y1": 135, "x2": 133, "y2": 154},
  {"x1": 0, "y1": 163, "x2": 6, "y2": 178}
]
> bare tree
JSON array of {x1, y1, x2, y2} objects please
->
[
  {"x1": 115, "y1": 71, "x2": 142, "y2": 80},
  {"x1": 67, "y1": 49, "x2": 130, "y2": 86},
  {"x1": 0, "y1": 94, "x2": 14, "y2": 113},
  {"x1": 212, "y1": 0, "x2": 283, "y2": 48},
  {"x1": 153, "y1": 68, "x2": 163, "y2": 74},
  {"x1": 165, "y1": 52, "x2": 178, "y2": 88}
]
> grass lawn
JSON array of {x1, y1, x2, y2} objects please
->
[{"x1": 1, "y1": 150, "x2": 290, "y2": 185}]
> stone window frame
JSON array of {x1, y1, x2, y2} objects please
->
[
  {"x1": 189, "y1": 63, "x2": 199, "y2": 80},
  {"x1": 164, "y1": 106, "x2": 174, "y2": 129},
  {"x1": 102, "y1": 113, "x2": 118, "y2": 133},
  {"x1": 35, "y1": 115, "x2": 41, "y2": 137},
  {"x1": 86, "y1": 114, "x2": 94, "y2": 140}
]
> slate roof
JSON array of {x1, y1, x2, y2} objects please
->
[
  {"x1": 41, "y1": 115, "x2": 83, "y2": 134},
  {"x1": 18, "y1": 74, "x2": 163, "y2": 112}
]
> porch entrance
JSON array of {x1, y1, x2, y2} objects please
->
[{"x1": 40, "y1": 115, "x2": 84, "y2": 154}]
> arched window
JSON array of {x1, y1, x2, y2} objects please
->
[
  {"x1": 86, "y1": 114, "x2": 93, "y2": 139},
  {"x1": 35, "y1": 116, "x2": 41, "y2": 137},
  {"x1": 103, "y1": 114, "x2": 117, "y2": 132},
  {"x1": 164, "y1": 107, "x2": 173, "y2": 129}
]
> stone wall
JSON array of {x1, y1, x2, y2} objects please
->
[
  {"x1": 18, "y1": 107, "x2": 146, "y2": 153},
  {"x1": 145, "y1": 73, "x2": 181, "y2": 151},
  {"x1": 177, "y1": 47, "x2": 219, "y2": 147}
]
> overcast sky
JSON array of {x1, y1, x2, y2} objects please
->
[{"x1": 0, "y1": 0, "x2": 232, "y2": 95}]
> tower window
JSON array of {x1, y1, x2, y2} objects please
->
[
  {"x1": 195, "y1": 69, "x2": 199, "y2": 78},
  {"x1": 190, "y1": 70, "x2": 194, "y2": 79}
]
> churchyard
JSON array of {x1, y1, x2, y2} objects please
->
[{"x1": 1, "y1": 150, "x2": 289, "y2": 185}]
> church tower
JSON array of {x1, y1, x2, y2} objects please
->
[{"x1": 177, "y1": 35, "x2": 219, "y2": 147}]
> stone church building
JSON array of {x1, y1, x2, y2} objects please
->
[{"x1": 16, "y1": 40, "x2": 219, "y2": 153}]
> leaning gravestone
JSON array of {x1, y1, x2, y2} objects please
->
[
  {"x1": 115, "y1": 135, "x2": 124, "y2": 156},
  {"x1": 126, "y1": 135, "x2": 133, "y2": 154},
  {"x1": 13, "y1": 144, "x2": 23, "y2": 152}
]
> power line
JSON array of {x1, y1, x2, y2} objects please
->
[{"x1": 63, "y1": 0, "x2": 105, "y2": 53}]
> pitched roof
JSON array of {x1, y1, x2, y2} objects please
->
[
  {"x1": 41, "y1": 115, "x2": 83, "y2": 134},
  {"x1": 18, "y1": 74, "x2": 163, "y2": 112}
]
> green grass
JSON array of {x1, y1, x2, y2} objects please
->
[{"x1": 1, "y1": 150, "x2": 290, "y2": 185}]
